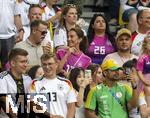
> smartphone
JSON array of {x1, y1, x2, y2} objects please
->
[
  {"x1": 85, "y1": 70, "x2": 92, "y2": 79},
  {"x1": 124, "y1": 68, "x2": 131, "y2": 81}
]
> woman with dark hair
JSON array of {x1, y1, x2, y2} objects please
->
[
  {"x1": 68, "y1": 67, "x2": 92, "y2": 118},
  {"x1": 28, "y1": 65, "x2": 44, "y2": 79},
  {"x1": 56, "y1": 27, "x2": 91, "y2": 77},
  {"x1": 87, "y1": 14, "x2": 116, "y2": 64},
  {"x1": 87, "y1": 63, "x2": 104, "y2": 86}
]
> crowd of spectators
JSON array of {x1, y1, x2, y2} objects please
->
[{"x1": 0, "y1": 0, "x2": 150, "y2": 118}]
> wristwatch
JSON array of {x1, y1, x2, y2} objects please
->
[
  {"x1": 131, "y1": 83, "x2": 137, "y2": 89},
  {"x1": 18, "y1": 28, "x2": 24, "y2": 33}
]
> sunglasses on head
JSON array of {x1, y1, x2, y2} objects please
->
[{"x1": 66, "y1": 4, "x2": 76, "y2": 8}]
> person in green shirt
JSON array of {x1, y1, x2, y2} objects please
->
[{"x1": 85, "y1": 59, "x2": 138, "y2": 118}]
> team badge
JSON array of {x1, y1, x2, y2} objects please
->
[
  {"x1": 40, "y1": 86, "x2": 46, "y2": 92},
  {"x1": 77, "y1": 62, "x2": 82, "y2": 67},
  {"x1": 57, "y1": 84, "x2": 64, "y2": 91},
  {"x1": 116, "y1": 92, "x2": 122, "y2": 98},
  {"x1": 91, "y1": 42, "x2": 95, "y2": 45}
]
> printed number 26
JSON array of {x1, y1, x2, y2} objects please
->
[{"x1": 94, "y1": 46, "x2": 105, "y2": 55}]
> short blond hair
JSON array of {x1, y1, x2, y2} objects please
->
[{"x1": 142, "y1": 35, "x2": 150, "y2": 52}]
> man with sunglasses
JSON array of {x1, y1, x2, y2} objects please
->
[
  {"x1": 22, "y1": 4, "x2": 52, "y2": 44},
  {"x1": 14, "y1": 20, "x2": 51, "y2": 68},
  {"x1": 85, "y1": 59, "x2": 138, "y2": 118}
]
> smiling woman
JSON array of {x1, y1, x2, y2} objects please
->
[{"x1": 56, "y1": 27, "x2": 91, "y2": 77}]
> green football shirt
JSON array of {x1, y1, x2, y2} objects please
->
[{"x1": 85, "y1": 83, "x2": 132, "y2": 118}]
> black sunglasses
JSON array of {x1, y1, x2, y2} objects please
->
[{"x1": 37, "y1": 29, "x2": 47, "y2": 35}]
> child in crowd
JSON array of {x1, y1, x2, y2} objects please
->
[
  {"x1": 87, "y1": 63, "x2": 104, "y2": 87},
  {"x1": 137, "y1": 35, "x2": 150, "y2": 106},
  {"x1": 28, "y1": 65, "x2": 44, "y2": 79},
  {"x1": 68, "y1": 67, "x2": 92, "y2": 118}
]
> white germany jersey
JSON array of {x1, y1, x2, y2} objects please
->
[
  {"x1": 0, "y1": 71, "x2": 32, "y2": 94},
  {"x1": 131, "y1": 31, "x2": 146, "y2": 56},
  {"x1": 30, "y1": 77, "x2": 77, "y2": 117}
]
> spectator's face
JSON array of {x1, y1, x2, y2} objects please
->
[
  {"x1": 105, "y1": 69, "x2": 120, "y2": 80},
  {"x1": 116, "y1": 34, "x2": 132, "y2": 52},
  {"x1": 96, "y1": 67, "x2": 103, "y2": 84},
  {"x1": 10, "y1": 55, "x2": 28, "y2": 75},
  {"x1": 34, "y1": 24, "x2": 48, "y2": 43},
  {"x1": 92, "y1": 16, "x2": 106, "y2": 32},
  {"x1": 41, "y1": 58, "x2": 57, "y2": 77},
  {"x1": 64, "y1": 8, "x2": 78, "y2": 25},
  {"x1": 76, "y1": 70, "x2": 85, "y2": 87},
  {"x1": 35, "y1": 67, "x2": 44, "y2": 78},
  {"x1": 139, "y1": 10, "x2": 150, "y2": 29},
  {"x1": 29, "y1": 7, "x2": 42, "y2": 22},
  {"x1": 68, "y1": 30, "x2": 81, "y2": 48},
  {"x1": 144, "y1": 37, "x2": 150, "y2": 51}
]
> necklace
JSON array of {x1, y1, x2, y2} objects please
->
[{"x1": 117, "y1": 52, "x2": 132, "y2": 64}]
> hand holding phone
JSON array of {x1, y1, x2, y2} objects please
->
[{"x1": 85, "y1": 70, "x2": 92, "y2": 79}]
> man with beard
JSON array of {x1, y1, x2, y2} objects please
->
[
  {"x1": 85, "y1": 59, "x2": 138, "y2": 118},
  {"x1": 103, "y1": 28, "x2": 137, "y2": 66},
  {"x1": 103, "y1": 28, "x2": 140, "y2": 117},
  {"x1": 14, "y1": 20, "x2": 51, "y2": 68}
]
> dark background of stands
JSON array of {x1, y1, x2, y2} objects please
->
[{"x1": 56, "y1": 0, "x2": 120, "y2": 34}]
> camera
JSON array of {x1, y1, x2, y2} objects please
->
[{"x1": 123, "y1": 68, "x2": 131, "y2": 80}]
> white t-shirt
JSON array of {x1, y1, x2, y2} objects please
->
[
  {"x1": 54, "y1": 27, "x2": 87, "y2": 48},
  {"x1": 17, "y1": 1, "x2": 30, "y2": 26},
  {"x1": 54, "y1": 27, "x2": 68, "y2": 48},
  {"x1": 131, "y1": 31, "x2": 146, "y2": 56},
  {"x1": 0, "y1": 71, "x2": 32, "y2": 94},
  {"x1": 0, "y1": 71, "x2": 32, "y2": 117},
  {"x1": 75, "y1": 91, "x2": 85, "y2": 118},
  {"x1": 30, "y1": 76, "x2": 77, "y2": 117},
  {"x1": 103, "y1": 52, "x2": 138, "y2": 66},
  {"x1": 139, "y1": 92, "x2": 147, "y2": 106},
  {"x1": 42, "y1": 6, "x2": 59, "y2": 29},
  {"x1": 42, "y1": 6, "x2": 56, "y2": 21},
  {"x1": 0, "y1": 0, "x2": 21, "y2": 39}
]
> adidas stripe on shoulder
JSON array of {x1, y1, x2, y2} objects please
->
[{"x1": 0, "y1": 71, "x2": 8, "y2": 79}]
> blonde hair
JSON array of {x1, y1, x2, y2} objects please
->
[
  {"x1": 142, "y1": 35, "x2": 150, "y2": 54},
  {"x1": 59, "y1": 4, "x2": 77, "y2": 28}
]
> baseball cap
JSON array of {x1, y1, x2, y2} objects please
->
[
  {"x1": 116, "y1": 28, "x2": 132, "y2": 39},
  {"x1": 101, "y1": 59, "x2": 122, "y2": 71}
]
